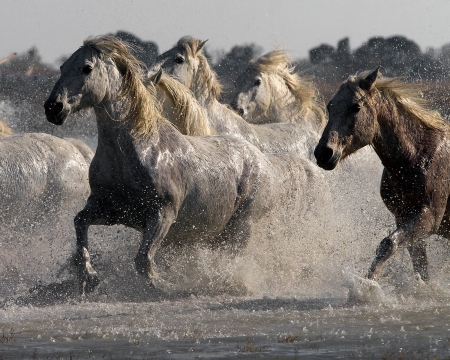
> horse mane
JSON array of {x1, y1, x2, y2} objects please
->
[
  {"x1": 347, "y1": 71, "x2": 447, "y2": 132},
  {"x1": 150, "y1": 73, "x2": 214, "y2": 136},
  {"x1": 84, "y1": 35, "x2": 164, "y2": 138},
  {"x1": 251, "y1": 49, "x2": 326, "y2": 129},
  {"x1": 176, "y1": 36, "x2": 222, "y2": 105},
  {"x1": 0, "y1": 119, "x2": 12, "y2": 138}
]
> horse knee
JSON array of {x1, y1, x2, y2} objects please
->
[{"x1": 376, "y1": 237, "x2": 397, "y2": 259}]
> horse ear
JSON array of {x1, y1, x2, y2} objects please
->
[
  {"x1": 149, "y1": 68, "x2": 163, "y2": 85},
  {"x1": 360, "y1": 66, "x2": 380, "y2": 91},
  {"x1": 197, "y1": 40, "x2": 208, "y2": 54}
]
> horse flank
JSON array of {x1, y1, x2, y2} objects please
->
[
  {"x1": 148, "y1": 73, "x2": 214, "y2": 136},
  {"x1": 177, "y1": 37, "x2": 222, "y2": 105},
  {"x1": 347, "y1": 71, "x2": 448, "y2": 132},
  {"x1": 251, "y1": 49, "x2": 326, "y2": 129},
  {"x1": 84, "y1": 36, "x2": 164, "y2": 138}
]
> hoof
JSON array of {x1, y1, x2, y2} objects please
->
[
  {"x1": 135, "y1": 254, "x2": 151, "y2": 277},
  {"x1": 84, "y1": 272, "x2": 100, "y2": 293},
  {"x1": 76, "y1": 247, "x2": 100, "y2": 294}
]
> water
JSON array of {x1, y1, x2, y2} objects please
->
[{"x1": 2, "y1": 104, "x2": 450, "y2": 359}]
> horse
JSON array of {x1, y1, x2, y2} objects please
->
[
  {"x1": 314, "y1": 67, "x2": 450, "y2": 283},
  {"x1": 44, "y1": 36, "x2": 331, "y2": 294},
  {"x1": 0, "y1": 133, "x2": 92, "y2": 228},
  {"x1": 0, "y1": 119, "x2": 13, "y2": 138},
  {"x1": 231, "y1": 49, "x2": 326, "y2": 133},
  {"x1": 149, "y1": 37, "x2": 321, "y2": 159}
]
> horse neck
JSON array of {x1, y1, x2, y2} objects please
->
[
  {"x1": 371, "y1": 93, "x2": 441, "y2": 170},
  {"x1": 207, "y1": 99, "x2": 256, "y2": 136},
  {"x1": 94, "y1": 95, "x2": 189, "y2": 157},
  {"x1": 155, "y1": 84, "x2": 181, "y2": 127},
  {"x1": 191, "y1": 57, "x2": 219, "y2": 108}
]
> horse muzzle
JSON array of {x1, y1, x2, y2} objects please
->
[
  {"x1": 44, "y1": 99, "x2": 70, "y2": 125},
  {"x1": 314, "y1": 143, "x2": 342, "y2": 170}
]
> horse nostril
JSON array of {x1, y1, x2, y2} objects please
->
[
  {"x1": 314, "y1": 145, "x2": 334, "y2": 164},
  {"x1": 45, "y1": 101, "x2": 64, "y2": 115},
  {"x1": 237, "y1": 108, "x2": 244, "y2": 117}
]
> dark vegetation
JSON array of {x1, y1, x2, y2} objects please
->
[{"x1": 1, "y1": 31, "x2": 450, "y2": 137}]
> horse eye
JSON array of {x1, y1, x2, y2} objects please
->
[
  {"x1": 83, "y1": 65, "x2": 93, "y2": 75},
  {"x1": 350, "y1": 103, "x2": 361, "y2": 113},
  {"x1": 174, "y1": 56, "x2": 185, "y2": 64},
  {"x1": 254, "y1": 78, "x2": 262, "y2": 86}
]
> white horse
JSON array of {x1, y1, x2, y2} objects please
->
[
  {"x1": 150, "y1": 37, "x2": 320, "y2": 159},
  {"x1": 44, "y1": 36, "x2": 331, "y2": 294},
  {"x1": 0, "y1": 133, "x2": 92, "y2": 228},
  {"x1": 231, "y1": 49, "x2": 326, "y2": 133}
]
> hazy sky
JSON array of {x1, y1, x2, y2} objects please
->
[{"x1": 2, "y1": 0, "x2": 450, "y2": 66}]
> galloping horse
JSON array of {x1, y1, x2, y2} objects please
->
[
  {"x1": 231, "y1": 49, "x2": 325, "y2": 132},
  {"x1": 314, "y1": 67, "x2": 450, "y2": 283},
  {"x1": 150, "y1": 37, "x2": 321, "y2": 159},
  {"x1": 45, "y1": 36, "x2": 330, "y2": 293}
]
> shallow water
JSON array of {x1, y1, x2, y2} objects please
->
[{"x1": 2, "y1": 104, "x2": 450, "y2": 358}]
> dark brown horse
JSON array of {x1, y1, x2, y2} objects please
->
[{"x1": 314, "y1": 67, "x2": 450, "y2": 283}]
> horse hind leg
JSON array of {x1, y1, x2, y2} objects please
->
[{"x1": 407, "y1": 240, "x2": 429, "y2": 282}]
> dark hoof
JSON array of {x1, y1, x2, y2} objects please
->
[
  {"x1": 84, "y1": 274, "x2": 100, "y2": 293},
  {"x1": 78, "y1": 272, "x2": 100, "y2": 295},
  {"x1": 135, "y1": 254, "x2": 150, "y2": 277}
]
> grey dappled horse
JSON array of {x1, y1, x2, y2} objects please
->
[{"x1": 45, "y1": 36, "x2": 330, "y2": 294}]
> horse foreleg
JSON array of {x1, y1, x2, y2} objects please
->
[
  {"x1": 367, "y1": 208, "x2": 434, "y2": 281},
  {"x1": 407, "y1": 241, "x2": 429, "y2": 282},
  {"x1": 74, "y1": 201, "x2": 104, "y2": 294},
  {"x1": 134, "y1": 207, "x2": 176, "y2": 283}
]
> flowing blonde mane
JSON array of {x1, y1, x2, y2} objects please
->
[
  {"x1": 177, "y1": 37, "x2": 222, "y2": 105},
  {"x1": 0, "y1": 119, "x2": 12, "y2": 138},
  {"x1": 84, "y1": 36, "x2": 164, "y2": 138},
  {"x1": 251, "y1": 49, "x2": 326, "y2": 129},
  {"x1": 150, "y1": 73, "x2": 214, "y2": 136},
  {"x1": 347, "y1": 71, "x2": 447, "y2": 132}
]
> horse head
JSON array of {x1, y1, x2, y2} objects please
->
[
  {"x1": 314, "y1": 67, "x2": 380, "y2": 170},
  {"x1": 150, "y1": 37, "x2": 221, "y2": 105},
  {"x1": 231, "y1": 63, "x2": 271, "y2": 122},
  {"x1": 45, "y1": 41, "x2": 122, "y2": 125}
]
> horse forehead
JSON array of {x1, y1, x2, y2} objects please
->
[
  {"x1": 236, "y1": 68, "x2": 261, "y2": 88},
  {"x1": 330, "y1": 84, "x2": 356, "y2": 107},
  {"x1": 61, "y1": 47, "x2": 95, "y2": 73}
]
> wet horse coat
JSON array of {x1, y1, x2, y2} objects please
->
[
  {"x1": 45, "y1": 36, "x2": 330, "y2": 293},
  {"x1": 314, "y1": 68, "x2": 450, "y2": 282}
]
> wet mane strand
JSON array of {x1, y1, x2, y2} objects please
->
[
  {"x1": 251, "y1": 49, "x2": 326, "y2": 128},
  {"x1": 151, "y1": 73, "x2": 214, "y2": 136},
  {"x1": 347, "y1": 71, "x2": 447, "y2": 132},
  {"x1": 84, "y1": 36, "x2": 164, "y2": 138},
  {"x1": 177, "y1": 37, "x2": 222, "y2": 104},
  {"x1": 0, "y1": 119, "x2": 12, "y2": 138}
]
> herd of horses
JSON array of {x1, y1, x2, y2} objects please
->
[{"x1": 3, "y1": 34, "x2": 450, "y2": 296}]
